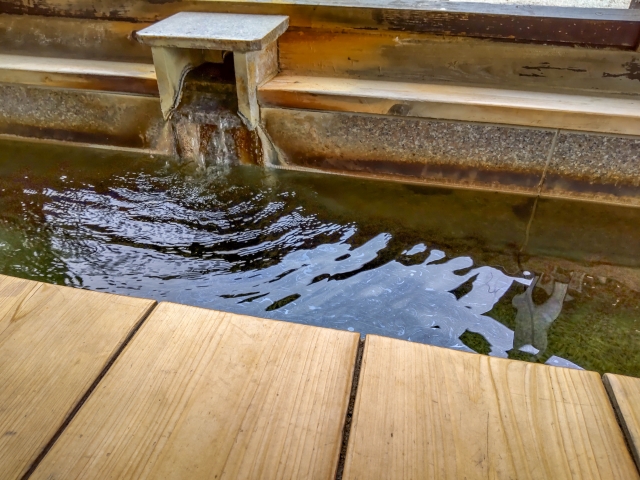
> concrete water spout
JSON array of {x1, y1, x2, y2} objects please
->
[
  {"x1": 136, "y1": 12, "x2": 288, "y2": 166},
  {"x1": 136, "y1": 12, "x2": 289, "y2": 127}
]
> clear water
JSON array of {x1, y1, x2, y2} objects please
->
[{"x1": 1, "y1": 139, "x2": 639, "y2": 376}]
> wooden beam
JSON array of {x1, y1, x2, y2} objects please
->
[
  {"x1": 0, "y1": 15, "x2": 153, "y2": 63},
  {"x1": 1, "y1": 0, "x2": 639, "y2": 48},
  {"x1": 259, "y1": 75, "x2": 640, "y2": 135},
  {"x1": 279, "y1": 28, "x2": 640, "y2": 96}
]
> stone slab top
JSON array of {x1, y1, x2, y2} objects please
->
[{"x1": 136, "y1": 12, "x2": 289, "y2": 52}]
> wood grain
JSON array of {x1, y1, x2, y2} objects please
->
[
  {"x1": 0, "y1": 15, "x2": 152, "y2": 63},
  {"x1": 603, "y1": 373, "x2": 640, "y2": 471},
  {"x1": 279, "y1": 29, "x2": 640, "y2": 95},
  {"x1": 0, "y1": 54, "x2": 159, "y2": 96},
  {"x1": 259, "y1": 75, "x2": 640, "y2": 136},
  {"x1": 32, "y1": 302, "x2": 359, "y2": 480},
  {"x1": 0, "y1": 275, "x2": 156, "y2": 480},
  {"x1": 343, "y1": 335, "x2": 639, "y2": 480},
  {"x1": 2, "y1": 0, "x2": 639, "y2": 47}
]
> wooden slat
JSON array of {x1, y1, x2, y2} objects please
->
[
  {"x1": 259, "y1": 75, "x2": 640, "y2": 135},
  {"x1": 0, "y1": 275, "x2": 156, "y2": 480},
  {"x1": 343, "y1": 335, "x2": 639, "y2": 480},
  {"x1": 603, "y1": 373, "x2": 640, "y2": 470},
  {"x1": 0, "y1": 54, "x2": 159, "y2": 96},
  {"x1": 32, "y1": 302, "x2": 359, "y2": 479}
]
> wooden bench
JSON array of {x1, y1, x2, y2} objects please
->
[
  {"x1": 0, "y1": 54, "x2": 158, "y2": 96},
  {"x1": 259, "y1": 75, "x2": 640, "y2": 136}
]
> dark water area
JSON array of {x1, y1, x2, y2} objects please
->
[{"x1": 1, "y1": 139, "x2": 639, "y2": 376}]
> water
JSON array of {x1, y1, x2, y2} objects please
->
[{"x1": 1, "y1": 139, "x2": 639, "y2": 376}]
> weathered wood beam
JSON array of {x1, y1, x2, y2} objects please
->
[
  {"x1": 0, "y1": 14, "x2": 153, "y2": 63},
  {"x1": 260, "y1": 75, "x2": 640, "y2": 135},
  {"x1": 279, "y1": 28, "x2": 640, "y2": 96},
  {"x1": 2, "y1": 0, "x2": 639, "y2": 48},
  {"x1": 0, "y1": 54, "x2": 158, "y2": 96}
]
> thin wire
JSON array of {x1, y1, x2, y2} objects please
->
[{"x1": 520, "y1": 129, "x2": 560, "y2": 255}]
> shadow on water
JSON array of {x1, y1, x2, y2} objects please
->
[{"x1": 0, "y1": 139, "x2": 639, "y2": 376}]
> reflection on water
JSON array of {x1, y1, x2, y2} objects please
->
[
  {"x1": 1, "y1": 140, "x2": 639, "y2": 376},
  {"x1": 513, "y1": 274, "x2": 567, "y2": 354}
]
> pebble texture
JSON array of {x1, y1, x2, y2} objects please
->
[
  {"x1": 542, "y1": 131, "x2": 640, "y2": 205},
  {"x1": 137, "y1": 13, "x2": 289, "y2": 52},
  {"x1": 0, "y1": 84, "x2": 166, "y2": 150},
  {"x1": 547, "y1": 132, "x2": 640, "y2": 184},
  {"x1": 263, "y1": 108, "x2": 554, "y2": 192}
]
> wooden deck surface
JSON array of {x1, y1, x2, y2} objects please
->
[
  {"x1": 343, "y1": 335, "x2": 640, "y2": 480},
  {"x1": 604, "y1": 373, "x2": 640, "y2": 471},
  {"x1": 0, "y1": 276, "x2": 638, "y2": 479},
  {"x1": 0, "y1": 275, "x2": 155, "y2": 480},
  {"x1": 31, "y1": 302, "x2": 359, "y2": 480}
]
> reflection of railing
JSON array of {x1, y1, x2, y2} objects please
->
[
  {"x1": 513, "y1": 274, "x2": 568, "y2": 354},
  {"x1": 4, "y1": 0, "x2": 640, "y2": 48}
]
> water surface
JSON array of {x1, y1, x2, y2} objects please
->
[{"x1": 1, "y1": 140, "x2": 639, "y2": 376}]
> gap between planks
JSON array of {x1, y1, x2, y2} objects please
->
[{"x1": 20, "y1": 302, "x2": 157, "y2": 480}]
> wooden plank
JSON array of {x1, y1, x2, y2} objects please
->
[
  {"x1": 0, "y1": 54, "x2": 159, "y2": 96},
  {"x1": 343, "y1": 335, "x2": 639, "y2": 480},
  {"x1": 603, "y1": 374, "x2": 640, "y2": 470},
  {"x1": 32, "y1": 302, "x2": 359, "y2": 479},
  {"x1": 279, "y1": 28, "x2": 640, "y2": 95},
  {"x1": 1, "y1": 0, "x2": 638, "y2": 47},
  {"x1": 0, "y1": 15, "x2": 153, "y2": 63},
  {"x1": 0, "y1": 275, "x2": 156, "y2": 480},
  {"x1": 259, "y1": 75, "x2": 640, "y2": 135}
]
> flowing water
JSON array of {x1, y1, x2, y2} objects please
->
[{"x1": 1, "y1": 139, "x2": 639, "y2": 376}]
